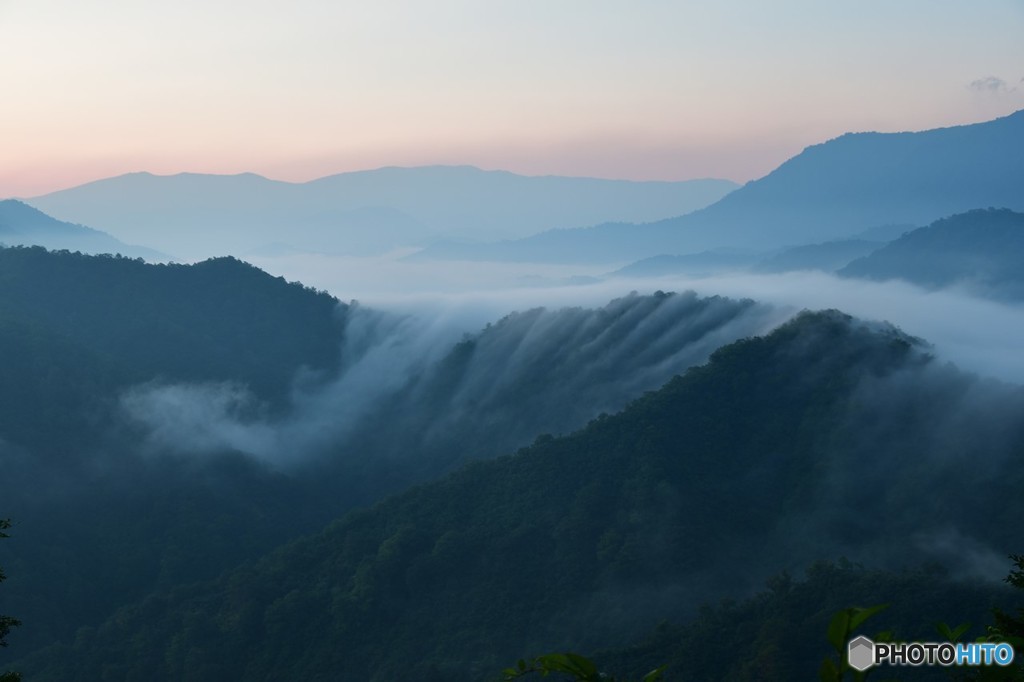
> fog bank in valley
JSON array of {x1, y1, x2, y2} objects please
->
[{"x1": 249, "y1": 252, "x2": 1024, "y2": 384}]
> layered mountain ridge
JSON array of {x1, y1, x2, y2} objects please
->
[{"x1": 415, "y1": 110, "x2": 1024, "y2": 264}]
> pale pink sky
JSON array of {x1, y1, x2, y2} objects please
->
[{"x1": 2, "y1": 0, "x2": 1022, "y2": 197}]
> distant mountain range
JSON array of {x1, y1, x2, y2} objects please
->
[
  {"x1": 24, "y1": 167, "x2": 737, "y2": 261},
  {"x1": 24, "y1": 111, "x2": 1021, "y2": 268},
  {"x1": 753, "y1": 239, "x2": 886, "y2": 274},
  {"x1": 611, "y1": 250, "x2": 762, "y2": 278},
  {"x1": 610, "y1": 239, "x2": 890, "y2": 279},
  {"x1": 0, "y1": 200, "x2": 164, "y2": 260},
  {"x1": 415, "y1": 110, "x2": 1024, "y2": 264},
  {"x1": 839, "y1": 208, "x2": 1024, "y2": 299},
  {"x1": 604, "y1": 209, "x2": 1024, "y2": 305}
]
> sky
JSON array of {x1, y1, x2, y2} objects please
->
[{"x1": 1, "y1": 0, "x2": 1023, "y2": 197}]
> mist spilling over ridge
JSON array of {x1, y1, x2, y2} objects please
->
[
  {"x1": 1, "y1": 111, "x2": 1024, "y2": 682},
  {"x1": 0, "y1": 248, "x2": 787, "y2": 661},
  {"x1": 11, "y1": 299, "x2": 1024, "y2": 681}
]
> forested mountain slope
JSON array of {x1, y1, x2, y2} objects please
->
[
  {"x1": 0, "y1": 247, "x2": 345, "y2": 451},
  {"x1": 0, "y1": 247, "x2": 349, "y2": 653},
  {"x1": 840, "y1": 208, "x2": 1024, "y2": 299},
  {"x1": 0, "y1": 248, "x2": 780, "y2": 667},
  {"x1": 23, "y1": 311, "x2": 1023, "y2": 681}
]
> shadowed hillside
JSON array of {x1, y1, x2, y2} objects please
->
[
  {"x1": 0, "y1": 249, "x2": 782, "y2": 665},
  {"x1": 19, "y1": 311, "x2": 1022, "y2": 681}
]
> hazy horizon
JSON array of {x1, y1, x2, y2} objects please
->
[
  {"x1": 3, "y1": 1, "x2": 1022, "y2": 197},
  {"x1": 12, "y1": 106, "x2": 1024, "y2": 203},
  {"x1": 10, "y1": 110, "x2": 1024, "y2": 200},
  {"x1": 15, "y1": 163, "x2": 738, "y2": 200}
]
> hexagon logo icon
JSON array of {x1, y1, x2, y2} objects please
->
[{"x1": 848, "y1": 635, "x2": 875, "y2": 672}]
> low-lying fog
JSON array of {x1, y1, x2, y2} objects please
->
[{"x1": 248, "y1": 252, "x2": 1024, "y2": 384}]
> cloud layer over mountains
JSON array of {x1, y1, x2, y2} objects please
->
[{"x1": 118, "y1": 292, "x2": 786, "y2": 470}]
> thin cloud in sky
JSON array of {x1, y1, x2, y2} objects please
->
[{"x1": 969, "y1": 76, "x2": 1011, "y2": 93}]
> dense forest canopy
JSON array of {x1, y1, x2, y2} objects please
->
[
  {"x1": 10, "y1": 310, "x2": 1021, "y2": 681},
  {"x1": 0, "y1": 246, "x2": 789, "y2": 671},
  {"x1": 2, "y1": 189, "x2": 1023, "y2": 680}
]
